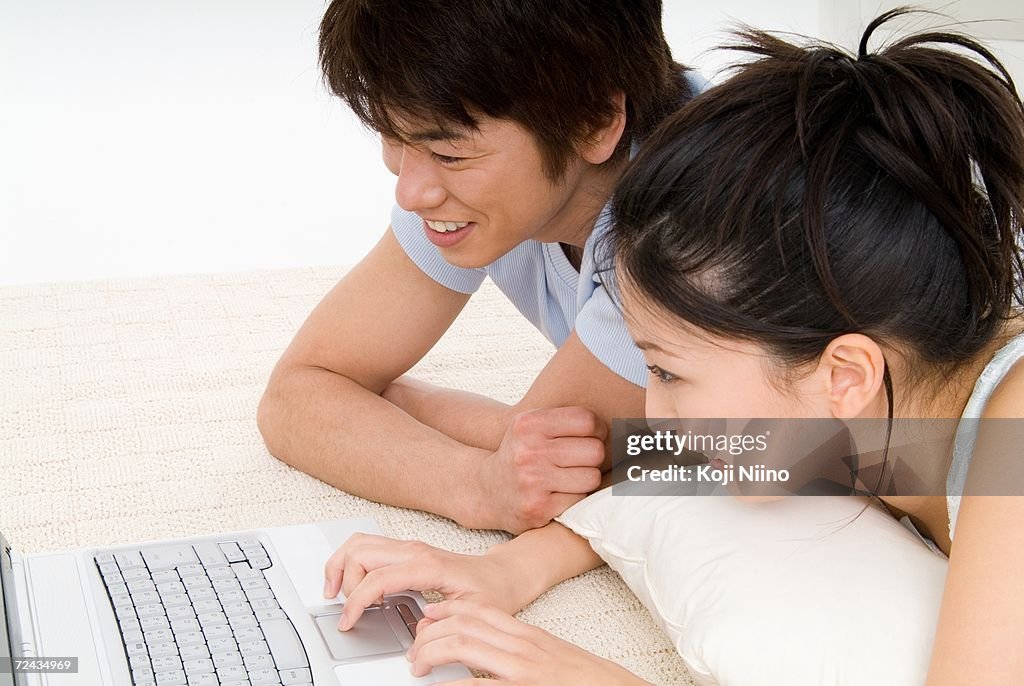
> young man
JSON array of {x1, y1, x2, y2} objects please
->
[{"x1": 257, "y1": 0, "x2": 696, "y2": 533}]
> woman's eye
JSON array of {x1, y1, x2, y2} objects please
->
[
  {"x1": 430, "y1": 152, "x2": 464, "y2": 165},
  {"x1": 646, "y1": 364, "x2": 678, "y2": 384}
]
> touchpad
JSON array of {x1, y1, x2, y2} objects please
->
[{"x1": 315, "y1": 608, "x2": 404, "y2": 661}]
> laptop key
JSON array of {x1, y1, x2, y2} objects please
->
[
  {"x1": 229, "y1": 614, "x2": 258, "y2": 629},
  {"x1": 255, "y1": 608, "x2": 286, "y2": 622},
  {"x1": 151, "y1": 570, "x2": 180, "y2": 585},
  {"x1": 280, "y1": 668, "x2": 313, "y2": 685},
  {"x1": 248, "y1": 668, "x2": 281, "y2": 685},
  {"x1": 243, "y1": 653, "x2": 275, "y2": 671},
  {"x1": 155, "y1": 669, "x2": 186, "y2": 685},
  {"x1": 120, "y1": 617, "x2": 143, "y2": 633},
  {"x1": 198, "y1": 611, "x2": 228, "y2": 627},
  {"x1": 202, "y1": 623, "x2": 232, "y2": 640},
  {"x1": 167, "y1": 605, "x2": 197, "y2": 621},
  {"x1": 182, "y1": 657, "x2": 215, "y2": 674},
  {"x1": 163, "y1": 593, "x2": 192, "y2": 608},
  {"x1": 249, "y1": 598, "x2": 280, "y2": 611},
  {"x1": 140, "y1": 616, "x2": 170, "y2": 631},
  {"x1": 122, "y1": 568, "x2": 150, "y2": 582},
  {"x1": 111, "y1": 592, "x2": 134, "y2": 608},
  {"x1": 248, "y1": 555, "x2": 272, "y2": 570},
  {"x1": 149, "y1": 642, "x2": 179, "y2": 658},
  {"x1": 215, "y1": 665, "x2": 248, "y2": 682},
  {"x1": 177, "y1": 563, "x2": 205, "y2": 578},
  {"x1": 144, "y1": 629, "x2": 174, "y2": 645},
  {"x1": 194, "y1": 541, "x2": 229, "y2": 568},
  {"x1": 187, "y1": 586, "x2": 216, "y2": 602},
  {"x1": 177, "y1": 630, "x2": 206, "y2": 647},
  {"x1": 192, "y1": 599, "x2": 221, "y2": 615},
  {"x1": 186, "y1": 673, "x2": 218, "y2": 686},
  {"x1": 218, "y1": 589, "x2": 246, "y2": 604},
  {"x1": 244, "y1": 588, "x2": 273, "y2": 602},
  {"x1": 128, "y1": 580, "x2": 157, "y2": 594},
  {"x1": 231, "y1": 563, "x2": 262, "y2": 580},
  {"x1": 212, "y1": 651, "x2": 243, "y2": 668},
  {"x1": 115, "y1": 551, "x2": 145, "y2": 569},
  {"x1": 219, "y1": 543, "x2": 245, "y2": 563},
  {"x1": 132, "y1": 590, "x2": 161, "y2": 605},
  {"x1": 207, "y1": 636, "x2": 237, "y2": 654},
  {"x1": 126, "y1": 640, "x2": 149, "y2": 656},
  {"x1": 170, "y1": 617, "x2": 201, "y2": 633},
  {"x1": 143, "y1": 546, "x2": 200, "y2": 572},
  {"x1": 259, "y1": 620, "x2": 308, "y2": 670},
  {"x1": 123, "y1": 628, "x2": 145, "y2": 643},
  {"x1": 238, "y1": 639, "x2": 270, "y2": 656},
  {"x1": 151, "y1": 655, "x2": 183, "y2": 672},
  {"x1": 180, "y1": 644, "x2": 211, "y2": 661},
  {"x1": 136, "y1": 603, "x2": 166, "y2": 619}
]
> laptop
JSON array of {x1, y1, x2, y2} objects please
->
[{"x1": 1, "y1": 518, "x2": 472, "y2": 684}]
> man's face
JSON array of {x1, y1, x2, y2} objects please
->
[{"x1": 382, "y1": 115, "x2": 587, "y2": 268}]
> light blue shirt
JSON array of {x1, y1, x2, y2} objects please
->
[{"x1": 391, "y1": 202, "x2": 647, "y2": 386}]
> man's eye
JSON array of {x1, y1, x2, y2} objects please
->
[
  {"x1": 430, "y1": 152, "x2": 464, "y2": 165},
  {"x1": 646, "y1": 364, "x2": 678, "y2": 384}
]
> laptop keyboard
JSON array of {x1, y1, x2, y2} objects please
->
[{"x1": 94, "y1": 538, "x2": 312, "y2": 686}]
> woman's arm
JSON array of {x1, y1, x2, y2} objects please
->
[
  {"x1": 325, "y1": 522, "x2": 603, "y2": 630},
  {"x1": 925, "y1": 496, "x2": 1024, "y2": 684},
  {"x1": 926, "y1": 364, "x2": 1024, "y2": 684}
]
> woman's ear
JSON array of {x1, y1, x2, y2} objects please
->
[
  {"x1": 580, "y1": 92, "x2": 627, "y2": 165},
  {"x1": 817, "y1": 333, "x2": 887, "y2": 418}
]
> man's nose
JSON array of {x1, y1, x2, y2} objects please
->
[{"x1": 394, "y1": 148, "x2": 447, "y2": 212}]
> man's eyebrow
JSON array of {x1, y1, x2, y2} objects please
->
[{"x1": 405, "y1": 128, "x2": 470, "y2": 143}]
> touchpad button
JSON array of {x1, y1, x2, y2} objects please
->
[{"x1": 315, "y1": 609, "x2": 404, "y2": 661}]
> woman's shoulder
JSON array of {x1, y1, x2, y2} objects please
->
[{"x1": 979, "y1": 322, "x2": 1024, "y2": 419}]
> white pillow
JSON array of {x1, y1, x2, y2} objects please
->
[{"x1": 556, "y1": 485, "x2": 948, "y2": 686}]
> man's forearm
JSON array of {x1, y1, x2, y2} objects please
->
[
  {"x1": 258, "y1": 365, "x2": 501, "y2": 527},
  {"x1": 381, "y1": 375, "x2": 513, "y2": 451}
]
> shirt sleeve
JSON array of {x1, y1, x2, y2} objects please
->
[
  {"x1": 390, "y1": 205, "x2": 487, "y2": 294},
  {"x1": 574, "y1": 273, "x2": 649, "y2": 388}
]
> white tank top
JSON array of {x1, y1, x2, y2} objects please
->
[{"x1": 947, "y1": 330, "x2": 1024, "y2": 538}]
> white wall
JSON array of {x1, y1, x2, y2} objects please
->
[{"x1": 1, "y1": 1, "x2": 1020, "y2": 286}]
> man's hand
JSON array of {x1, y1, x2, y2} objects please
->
[{"x1": 471, "y1": 407, "x2": 607, "y2": 533}]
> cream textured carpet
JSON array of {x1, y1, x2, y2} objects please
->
[{"x1": 0, "y1": 266, "x2": 693, "y2": 684}]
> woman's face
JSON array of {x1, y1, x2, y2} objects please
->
[{"x1": 619, "y1": 282, "x2": 833, "y2": 421}]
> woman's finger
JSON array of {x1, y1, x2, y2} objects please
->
[
  {"x1": 340, "y1": 561, "x2": 445, "y2": 630},
  {"x1": 409, "y1": 612, "x2": 533, "y2": 664},
  {"x1": 322, "y1": 532, "x2": 402, "y2": 598},
  {"x1": 410, "y1": 633, "x2": 523, "y2": 680},
  {"x1": 422, "y1": 599, "x2": 534, "y2": 638}
]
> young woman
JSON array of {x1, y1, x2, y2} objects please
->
[{"x1": 322, "y1": 10, "x2": 1024, "y2": 684}]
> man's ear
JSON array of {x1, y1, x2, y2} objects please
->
[
  {"x1": 580, "y1": 92, "x2": 627, "y2": 165},
  {"x1": 817, "y1": 333, "x2": 888, "y2": 418}
]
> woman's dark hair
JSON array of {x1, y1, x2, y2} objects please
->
[
  {"x1": 318, "y1": 0, "x2": 691, "y2": 179},
  {"x1": 610, "y1": 8, "x2": 1024, "y2": 401}
]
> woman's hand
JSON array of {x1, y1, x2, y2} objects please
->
[
  {"x1": 408, "y1": 599, "x2": 652, "y2": 686},
  {"x1": 323, "y1": 533, "x2": 532, "y2": 630}
]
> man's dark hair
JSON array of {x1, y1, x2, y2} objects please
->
[
  {"x1": 609, "y1": 8, "x2": 1024, "y2": 394},
  {"x1": 319, "y1": 0, "x2": 690, "y2": 178}
]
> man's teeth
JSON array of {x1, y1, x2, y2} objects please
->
[{"x1": 426, "y1": 220, "x2": 470, "y2": 233}]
